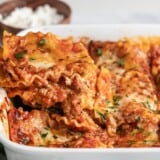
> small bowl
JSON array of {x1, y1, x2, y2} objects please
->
[{"x1": 0, "y1": 0, "x2": 71, "y2": 35}]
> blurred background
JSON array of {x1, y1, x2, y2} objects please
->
[
  {"x1": 0, "y1": 0, "x2": 160, "y2": 36},
  {"x1": 64, "y1": 0, "x2": 160, "y2": 24}
]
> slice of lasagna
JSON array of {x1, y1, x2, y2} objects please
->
[
  {"x1": 0, "y1": 32, "x2": 113, "y2": 147},
  {"x1": 88, "y1": 39, "x2": 160, "y2": 147},
  {"x1": 0, "y1": 31, "x2": 97, "y2": 109}
]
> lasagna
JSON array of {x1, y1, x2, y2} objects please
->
[{"x1": 0, "y1": 32, "x2": 160, "y2": 148}]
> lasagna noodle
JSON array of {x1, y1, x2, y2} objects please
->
[
  {"x1": 8, "y1": 107, "x2": 85, "y2": 146},
  {"x1": 0, "y1": 32, "x2": 114, "y2": 147}
]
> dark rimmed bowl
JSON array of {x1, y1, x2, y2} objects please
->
[{"x1": 0, "y1": 0, "x2": 71, "y2": 35}]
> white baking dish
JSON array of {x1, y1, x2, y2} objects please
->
[{"x1": 1, "y1": 24, "x2": 160, "y2": 160}]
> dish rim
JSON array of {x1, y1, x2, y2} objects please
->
[{"x1": 1, "y1": 136, "x2": 160, "y2": 153}]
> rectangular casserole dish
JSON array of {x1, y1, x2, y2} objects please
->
[{"x1": 1, "y1": 24, "x2": 160, "y2": 160}]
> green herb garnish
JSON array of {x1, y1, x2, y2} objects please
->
[
  {"x1": 108, "y1": 106, "x2": 119, "y2": 110},
  {"x1": 117, "y1": 58, "x2": 125, "y2": 66},
  {"x1": 113, "y1": 95, "x2": 121, "y2": 106},
  {"x1": 106, "y1": 99, "x2": 111, "y2": 104},
  {"x1": 144, "y1": 131, "x2": 152, "y2": 137},
  {"x1": 15, "y1": 51, "x2": 26, "y2": 59},
  {"x1": 143, "y1": 100, "x2": 152, "y2": 110},
  {"x1": 96, "y1": 110, "x2": 108, "y2": 120},
  {"x1": 29, "y1": 57, "x2": 36, "y2": 61},
  {"x1": 143, "y1": 140, "x2": 156, "y2": 144},
  {"x1": 41, "y1": 132, "x2": 48, "y2": 138},
  {"x1": 39, "y1": 39, "x2": 46, "y2": 46},
  {"x1": 96, "y1": 48, "x2": 103, "y2": 56},
  {"x1": 105, "y1": 96, "x2": 121, "y2": 111}
]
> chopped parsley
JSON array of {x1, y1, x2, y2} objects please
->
[
  {"x1": 113, "y1": 95, "x2": 121, "y2": 106},
  {"x1": 105, "y1": 96, "x2": 121, "y2": 112},
  {"x1": 106, "y1": 99, "x2": 111, "y2": 104},
  {"x1": 117, "y1": 58, "x2": 125, "y2": 67},
  {"x1": 29, "y1": 57, "x2": 36, "y2": 61},
  {"x1": 96, "y1": 48, "x2": 103, "y2": 56},
  {"x1": 143, "y1": 140, "x2": 156, "y2": 144},
  {"x1": 15, "y1": 51, "x2": 26, "y2": 59},
  {"x1": 39, "y1": 39, "x2": 46, "y2": 46},
  {"x1": 108, "y1": 106, "x2": 118, "y2": 110},
  {"x1": 96, "y1": 110, "x2": 108, "y2": 120},
  {"x1": 130, "y1": 127, "x2": 143, "y2": 136},
  {"x1": 41, "y1": 132, "x2": 48, "y2": 138},
  {"x1": 143, "y1": 100, "x2": 152, "y2": 110},
  {"x1": 144, "y1": 131, "x2": 152, "y2": 137}
]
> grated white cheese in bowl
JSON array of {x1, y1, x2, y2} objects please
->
[{"x1": 0, "y1": 4, "x2": 64, "y2": 28}]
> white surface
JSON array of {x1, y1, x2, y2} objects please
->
[
  {"x1": 63, "y1": 0, "x2": 160, "y2": 24},
  {"x1": 0, "y1": 24, "x2": 160, "y2": 160}
]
